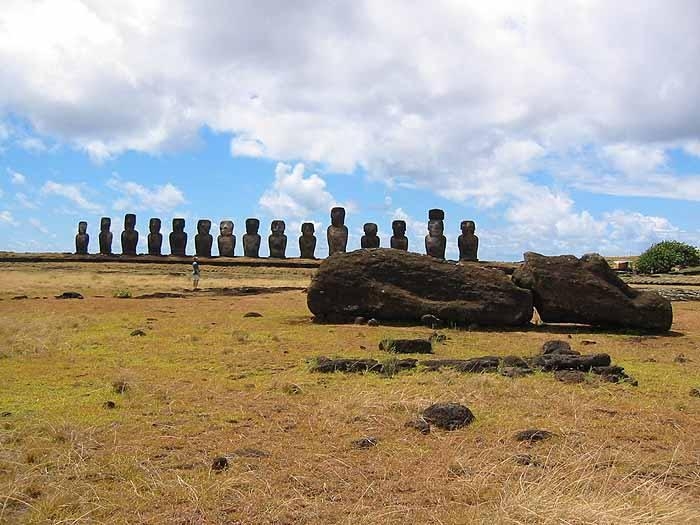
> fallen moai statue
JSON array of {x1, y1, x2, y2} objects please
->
[
  {"x1": 513, "y1": 252, "x2": 673, "y2": 332},
  {"x1": 307, "y1": 249, "x2": 533, "y2": 327}
]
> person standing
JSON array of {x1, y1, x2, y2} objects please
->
[{"x1": 192, "y1": 257, "x2": 200, "y2": 290}]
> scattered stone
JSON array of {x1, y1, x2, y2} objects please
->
[
  {"x1": 55, "y1": 291, "x2": 84, "y2": 299},
  {"x1": 429, "y1": 332, "x2": 447, "y2": 343},
  {"x1": 554, "y1": 370, "x2": 586, "y2": 384},
  {"x1": 500, "y1": 366, "x2": 533, "y2": 378},
  {"x1": 541, "y1": 340, "x2": 579, "y2": 355},
  {"x1": 502, "y1": 355, "x2": 530, "y2": 368},
  {"x1": 421, "y1": 357, "x2": 500, "y2": 373},
  {"x1": 581, "y1": 340, "x2": 597, "y2": 346},
  {"x1": 421, "y1": 402, "x2": 475, "y2": 430},
  {"x1": 307, "y1": 249, "x2": 533, "y2": 326},
  {"x1": 367, "y1": 318, "x2": 380, "y2": 327},
  {"x1": 11, "y1": 295, "x2": 28, "y2": 300},
  {"x1": 243, "y1": 312, "x2": 263, "y2": 318},
  {"x1": 674, "y1": 353, "x2": 691, "y2": 363},
  {"x1": 1, "y1": 411, "x2": 12, "y2": 417},
  {"x1": 514, "y1": 429, "x2": 554, "y2": 442},
  {"x1": 232, "y1": 448, "x2": 270, "y2": 458},
  {"x1": 311, "y1": 357, "x2": 382, "y2": 373},
  {"x1": 211, "y1": 456, "x2": 229, "y2": 471},
  {"x1": 134, "y1": 292, "x2": 185, "y2": 299},
  {"x1": 130, "y1": 329, "x2": 146, "y2": 337},
  {"x1": 690, "y1": 388, "x2": 700, "y2": 398},
  {"x1": 513, "y1": 454, "x2": 541, "y2": 466},
  {"x1": 353, "y1": 316, "x2": 367, "y2": 325},
  {"x1": 421, "y1": 314, "x2": 443, "y2": 328},
  {"x1": 530, "y1": 353, "x2": 611, "y2": 371},
  {"x1": 379, "y1": 338, "x2": 433, "y2": 354},
  {"x1": 404, "y1": 418, "x2": 431, "y2": 434},
  {"x1": 512, "y1": 252, "x2": 673, "y2": 332},
  {"x1": 352, "y1": 436, "x2": 379, "y2": 449},
  {"x1": 112, "y1": 380, "x2": 129, "y2": 394},
  {"x1": 103, "y1": 401, "x2": 116, "y2": 409}
]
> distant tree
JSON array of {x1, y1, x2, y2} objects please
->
[{"x1": 635, "y1": 241, "x2": 700, "y2": 274}]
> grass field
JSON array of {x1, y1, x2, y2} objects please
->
[{"x1": 1, "y1": 262, "x2": 699, "y2": 524}]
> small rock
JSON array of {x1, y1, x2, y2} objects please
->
[
  {"x1": 211, "y1": 456, "x2": 229, "y2": 471},
  {"x1": 11, "y1": 295, "x2": 28, "y2": 300},
  {"x1": 352, "y1": 436, "x2": 379, "y2": 449},
  {"x1": 541, "y1": 340, "x2": 578, "y2": 355},
  {"x1": 367, "y1": 318, "x2": 380, "y2": 327},
  {"x1": 55, "y1": 291, "x2": 84, "y2": 300},
  {"x1": 554, "y1": 370, "x2": 586, "y2": 384},
  {"x1": 379, "y1": 338, "x2": 433, "y2": 354},
  {"x1": 580, "y1": 340, "x2": 597, "y2": 346},
  {"x1": 311, "y1": 357, "x2": 381, "y2": 373},
  {"x1": 243, "y1": 312, "x2": 263, "y2": 318},
  {"x1": 502, "y1": 355, "x2": 529, "y2": 368},
  {"x1": 112, "y1": 380, "x2": 129, "y2": 394},
  {"x1": 689, "y1": 388, "x2": 700, "y2": 398},
  {"x1": 500, "y1": 366, "x2": 533, "y2": 378},
  {"x1": 674, "y1": 353, "x2": 690, "y2": 363},
  {"x1": 514, "y1": 429, "x2": 554, "y2": 442},
  {"x1": 130, "y1": 329, "x2": 146, "y2": 337},
  {"x1": 404, "y1": 418, "x2": 431, "y2": 434},
  {"x1": 103, "y1": 401, "x2": 116, "y2": 409},
  {"x1": 421, "y1": 314, "x2": 443, "y2": 328},
  {"x1": 353, "y1": 316, "x2": 367, "y2": 325},
  {"x1": 1, "y1": 411, "x2": 12, "y2": 417},
  {"x1": 422, "y1": 402, "x2": 475, "y2": 430}
]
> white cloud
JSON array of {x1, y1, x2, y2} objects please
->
[
  {"x1": 41, "y1": 180, "x2": 101, "y2": 212},
  {"x1": 107, "y1": 176, "x2": 186, "y2": 212},
  {"x1": 230, "y1": 136, "x2": 265, "y2": 158},
  {"x1": 7, "y1": 167, "x2": 26, "y2": 184},
  {"x1": 15, "y1": 192, "x2": 37, "y2": 209},
  {"x1": 17, "y1": 136, "x2": 48, "y2": 153},
  {"x1": 28, "y1": 217, "x2": 49, "y2": 234},
  {"x1": 259, "y1": 162, "x2": 338, "y2": 218},
  {"x1": 0, "y1": 210, "x2": 17, "y2": 225},
  {"x1": 601, "y1": 143, "x2": 667, "y2": 175}
]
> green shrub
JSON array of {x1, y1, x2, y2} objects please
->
[
  {"x1": 113, "y1": 289, "x2": 132, "y2": 298},
  {"x1": 635, "y1": 241, "x2": 700, "y2": 274}
]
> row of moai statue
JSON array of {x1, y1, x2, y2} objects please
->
[{"x1": 74, "y1": 207, "x2": 478, "y2": 260}]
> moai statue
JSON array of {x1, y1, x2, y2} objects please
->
[
  {"x1": 170, "y1": 218, "x2": 188, "y2": 256},
  {"x1": 458, "y1": 220, "x2": 479, "y2": 261},
  {"x1": 390, "y1": 220, "x2": 408, "y2": 251},
  {"x1": 75, "y1": 221, "x2": 89, "y2": 254},
  {"x1": 361, "y1": 222, "x2": 380, "y2": 248},
  {"x1": 327, "y1": 206, "x2": 348, "y2": 255},
  {"x1": 217, "y1": 220, "x2": 236, "y2": 257},
  {"x1": 268, "y1": 220, "x2": 287, "y2": 258},
  {"x1": 299, "y1": 222, "x2": 317, "y2": 259},
  {"x1": 121, "y1": 213, "x2": 139, "y2": 256},
  {"x1": 195, "y1": 219, "x2": 213, "y2": 257},
  {"x1": 147, "y1": 218, "x2": 163, "y2": 256},
  {"x1": 425, "y1": 209, "x2": 446, "y2": 260},
  {"x1": 243, "y1": 218, "x2": 261, "y2": 258},
  {"x1": 98, "y1": 217, "x2": 113, "y2": 255}
]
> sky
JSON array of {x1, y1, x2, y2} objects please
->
[{"x1": 1, "y1": 0, "x2": 699, "y2": 261}]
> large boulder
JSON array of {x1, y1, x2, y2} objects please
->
[
  {"x1": 513, "y1": 252, "x2": 672, "y2": 332},
  {"x1": 307, "y1": 249, "x2": 533, "y2": 326}
]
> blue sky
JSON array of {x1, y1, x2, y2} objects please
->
[{"x1": 1, "y1": 1, "x2": 700, "y2": 261}]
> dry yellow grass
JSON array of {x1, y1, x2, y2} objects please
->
[{"x1": 0, "y1": 262, "x2": 699, "y2": 524}]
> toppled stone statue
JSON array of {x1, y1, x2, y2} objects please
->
[
  {"x1": 195, "y1": 219, "x2": 213, "y2": 257},
  {"x1": 75, "y1": 221, "x2": 89, "y2": 254},
  {"x1": 513, "y1": 252, "x2": 673, "y2": 332},
  {"x1": 217, "y1": 220, "x2": 235, "y2": 257},
  {"x1": 147, "y1": 218, "x2": 163, "y2": 256},
  {"x1": 299, "y1": 222, "x2": 317, "y2": 259},
  {"x1": 308, "y1": 248, "x2": 533, "y2": 326},
  {"x1": 327, "y1": 207, "x2": 348, "y2": 256},
  {"x1": 361, "y1": 223, "x2": 380, "y2": 248},
  {"x1": 390, "y1": 220, "x2": 408, "y2": 251},
  {"x1": 169, "y1": 218, "x2": 187, "y2": 256},
  {"x1": 458, "y1": 220, "x2": 479, "y2": 261},
  {"x1": 425, "y1": 219, "x2": 446, "y2": 259},
  {"x1": 121, "y1": 213, "x2": 139, "y2": 256},
  {"x1": 268, "y1": 220, "x2": 287, "y2": 258},
  {"x1": 243, "y1": 218, "x2": 261, "y2": 258},
  {"x1": 99, "y1": 217, "x2": 113, "y2": 255}
]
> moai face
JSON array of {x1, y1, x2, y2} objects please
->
[
  {"x1": 197, "y1": 219, "x2": 211, "y2": 235},
  {"x1": 428, "y1": 219, "x2": 444, "y2": 237},
  {"x1": 271, "y1": 220, "x2": 286, "y2": 235},
  {"x1": 301, "y1": 222, "x2": 315, "y2": 235},
  {"x1": 220, "y1": 220, "x2": 233, "y2": 236},
  {"x1": 330, "y1": 207, "x2": 346, "y2": 227},
  {"x1": 245, "y1": 218, "x2": 260, "y2": 235},
  {"x1": 364, "y1": 223, "x2": 378, "y2": 236},
  {"x1": 149, "y1": 218, "x2": 161, "y2": 234},
  {"x1": 461, "y1": 220, "x2": 475, "y2": 235},
  {"x1": 78, "y1": 221, "x2": 87, "y2": 234},
  {"x1": 100, "y1": 217, "x2": 111, "y2": 231},
  {"x1": 173, "y1": 218, "x2": 186, "y2": 232},
  {"x1": 428, "y1": 209, "x2": 445, "y2": 221},
  {"x1": 124, "y1": 213, "x2": 136, "y2": 231},
  {"x1": 392, "y1": 220, "x2": 406, "y2": 236}
]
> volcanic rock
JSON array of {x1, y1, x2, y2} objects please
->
[
  {"x1": 379, "y1": 338, "x2": 433, "y2": 354},
  {"x1": 422, "y1": 402, "x2": 475, "y2": 430}
]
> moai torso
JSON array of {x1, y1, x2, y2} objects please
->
[
  {"x1": 361, "y1": 222, "x2": 380, "y2": 248},
  {"x1": 299, "y1": 222, "x2": 317, "y2": 259},
  {"x1": 147, "y1": 218, "x2": 163, "y2": 256},
  {"x1": 425, "y1": 209, "x2": 446, "y2": 260},
  {"x1": 458, "y1": 220, "x2": 479, "y2": 261},
  {"x1": 98, "y1": 217, "x2": 113, "y2": 255},
  {"x1": 195, "y1": 220, "x2": 213, "y2": 257},
  {"x1": 390, "y1": 220, "x2": 408, "y2": 251},
  {"x1": 327, "y1": 207, "x2": 348, "y2": 255},
  {"x1": 169, "y1": 218, "x2": 188, "y2": 256},
  {"x1": 268, "y1": 220, "x2": 287, "y2": 258},
  {"x1": 121, "y1": 213, "x2": 139, "y2": 255},
  {"x1": 217, "y1": 220, "x2": 236, "y2": 257},
  {"x1": 243, "y1": 218, "x2": 261, "y2": 258},
  {"x1": 75, "y1": 221, "x2": 89, "y2": 254}
]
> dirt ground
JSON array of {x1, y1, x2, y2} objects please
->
[{"x1": 0, "y1": 262, "x2": 699, "y2": 524}]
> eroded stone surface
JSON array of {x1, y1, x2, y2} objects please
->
[
  {"x1": 169, "y1": 218, "x2": 187, "y2": 256},
  {"x1": 361, "y1": 223, "x2": 380, "y2": 249},
  {"x1": 268, "y1": 220, "x2": 287, "y2": 258},
  {"x1": 327, "y1": 207, "x2": 348, "y2": 256},
  {"x1": 390, "y1": 220, "x2": 408, "y2": 251},
  {"x1": 99, "y1": 217, "x2": 113, "y2": 255},
  {"x1": 121, "y1": 214, "x2": 138, "y2": 256},
  {"x1": 422, "y1": 402, "x2": 474, "y2": 430},
  {"x1": 299, "y1": 222, "x2": 317, "y2": 259},
  {"x1": 217, "y1": 220, "x2": 235, "y2": 257},
  {"x1": 148, "y1": 218, "x2": 163, "y2": 256},
  {"x1": 243, "y1": 218, "x2": 261, "y2": 258},
  {"x1": 195, "y1": 219, "x2": 213, "y2": 257},
  {"x1": 75, "y1": 221, "x2": 89, "y2": 254},
  {"x1": 458, "y1": 220, "x2": 479, "y2": 261}
]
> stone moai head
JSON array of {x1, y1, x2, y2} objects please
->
[
  {"x1": 392, "y1": 220, "x2": 406, "y2": 236},
  {"x1": 363, "y1": 222, "x2": 378, "y2": 236},
  {"x1": 124, "y1": 213, "x2": 136, "y2": 231},
  {"x1": 173, "y1": 218, "x2": 185, "y2": 232},
  {"x1": 428, "y1": 209, "x2": 445, "y2": 221},
  {"x1": 245, "y1": 218, "x2": 260, "y2": 235},
  {"x1": 220, "y1": 220, "x2": 233, "y2": 236},
  {"x1": 428, "y1": 219, "x2": 444, "y2": 237},
  {"x1": 78, "y1": 221, "x2": 87, "y2": 234},
  {"x1": 330, "y1": 207, "x2": 346, "y2": 227},
  {"x1": 149, "y1": 218, "x2": 161, "y2": 234},
  {"x1": 197, "y1": 219, "x2": 211, "y2": 235},
  {"x1": 461, "y1": 220, "x2": 475, "y2": 234},
  {"x1": 100, "y1": 217, "x2": 111, "y2": 231},
  {"x1": 271, "y1": 220, "x2": 286, "y2": 234},
  {"x1": 301, "y1": 222, "x2": 315, "y2": 235}
]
